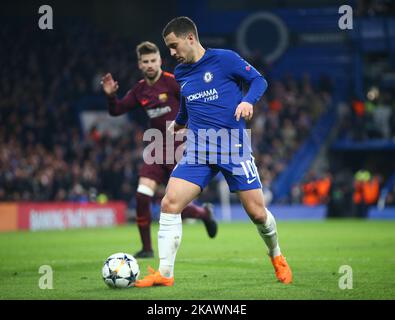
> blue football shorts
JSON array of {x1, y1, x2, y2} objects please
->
[{"x1": 170, "y1": 154, "x2": 262, "y2": 192}]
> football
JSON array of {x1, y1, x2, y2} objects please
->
[{"x1": 102, "y1": 252, "x2": 140, "y2": 288}]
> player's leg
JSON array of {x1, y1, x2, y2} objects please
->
[
  {"x1": 158, "y1": 177, "x2": 201, "y2": 278},
  {"x1": 164, "y1": 163, "x2": 218, "y2": 238},
  {"x1": 134, "y1": 177, "x2": 157, "y2": 258},
  {"x1": 182, "y1": 203, "x2": 218, "y2": 238},
  {"x1": 135, "y1": 162, "x2": 168, "y2": 258},
  {"x1": 238, "y1": 188, "x2": 280, "y2": 256},
  {"x1": 220, "y1": 156, "x2": 292, "y2": 284},
  {"x1": 135, "y1": 162, "x2": 217, "y2": 287},
  {"x1": 135, "y1": 177, "x2": 201, "y2": 287},
  {"x1": 238, "y1": 188, "x2": 292, "y2": 284}
]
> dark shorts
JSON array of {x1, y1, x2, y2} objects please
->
[{"x1": 139, "y1": 162, "x2": 176, "y2": 185}]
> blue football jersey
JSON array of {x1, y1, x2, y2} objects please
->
[{"x1": 174, "y1": 48, "x2": 267, "y2": 161}]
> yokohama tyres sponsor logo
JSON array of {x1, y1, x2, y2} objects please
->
[{"x1": 186, "y1": 88, "x2": 218, "y2": 102}]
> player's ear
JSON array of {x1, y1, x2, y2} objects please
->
[
  {"x1": 137, "y1": 59, "x2": 143, "y2": 71},
  {"x1": 187, "y1": 32, "x2": 194, "y2": 43}
]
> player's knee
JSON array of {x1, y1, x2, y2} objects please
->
[
  {"x1": 136, "y1": 184, "x2": 155, "y2": 197},
  {"x1": 161, "y1": 194, "x2": 181, "y2": 213},
  {"x1": 249, "y1": 211, "x2": 266, "y2": 224},
  {"x1": 246, "y1": 203, "x2": 267, "y2": 224},
  {"x1": 245, "y1": 201, "x2": 266, "y2": 224}
]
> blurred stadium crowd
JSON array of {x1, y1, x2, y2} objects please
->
[
  {"x1": 356, "y1": 0, "x2": 395, "y2": 16},
  {"x1": 1, "y1": 12, "x2": 394, "y2": 214},
  {"x1": 0, "y1": 21, "x2": 142, "y2": 202},
  {"x1": 294, "y1": 87, "x2": 395, "y2": 215},
  {"x1": 0, "y1": 20, "x2": 332, "y2": 203}
]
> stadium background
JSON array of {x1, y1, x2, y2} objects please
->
[{"x1": 1, "y1": 0, "x2": 395, "y2": 230}]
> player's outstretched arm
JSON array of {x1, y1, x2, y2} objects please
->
[{"x1": 102, "y1": 73, "x2": 137, "y2": 116}]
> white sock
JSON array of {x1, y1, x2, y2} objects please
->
[
  {"x1": 256, "y1": 208, "x2": 281, "y2": 258},
  {"x1": 158, "y1": 213, "x2": 182, "y2": 278}
]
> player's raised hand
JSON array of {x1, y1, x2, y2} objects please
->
[
  {"x1": 101, "y1": 73, "x2": 119, "y2": 97},
  {"x1": 234, "y1": 101, "x2": 253, "y2": 121}
]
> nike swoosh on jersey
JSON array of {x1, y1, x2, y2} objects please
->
[
  {"x1": 247, "y1": 178, "x2": 257, "y2": 184},
  {"x1": 181, "y1": 82, "x2": 188, "y2": 90}
]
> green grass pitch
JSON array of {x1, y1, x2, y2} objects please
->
[{"x1": 0, "y1": 220, "x2": 394, "y2": 300}]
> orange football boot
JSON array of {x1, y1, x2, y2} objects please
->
[
  {"x1": 134, "y1": 266, "x2": 174, "y2": 288},
  {"x1": 270, "y1": 255, "x2": 293, "y2": 284}
]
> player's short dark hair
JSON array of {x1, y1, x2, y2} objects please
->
[
  {"x1": 136, "y1": 41, "x2": 160, "y2": 60},
  {"x1": 162, "y1": 16, "x2": 199, "y2": 40}
]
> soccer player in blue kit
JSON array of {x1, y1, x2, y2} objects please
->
[{"x1": 135, "y1": 16, "x2": 292, "y2": 287}]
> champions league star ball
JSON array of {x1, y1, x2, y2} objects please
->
[{"x1": 102, "y1": 253, "x2": 140, "y2": 288}]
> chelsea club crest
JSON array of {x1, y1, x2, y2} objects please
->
[{"x1": 203, "y1": 71, "x2": 213, "y2": 83}]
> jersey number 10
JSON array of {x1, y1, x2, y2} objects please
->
[{"x1": 240, "y1": 159, "x2": 258, "y2": 179}]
